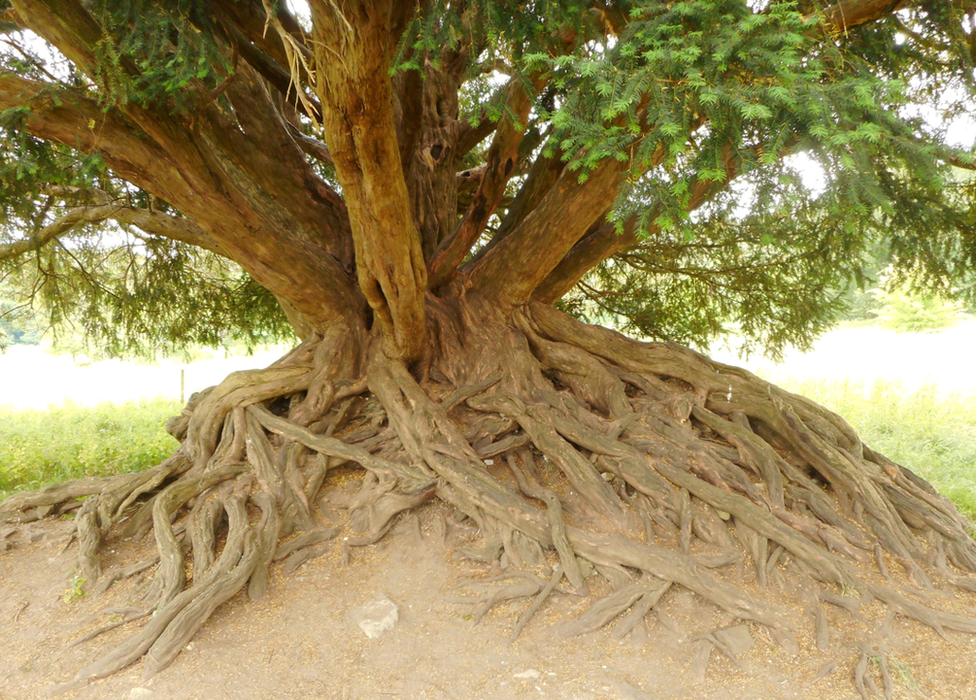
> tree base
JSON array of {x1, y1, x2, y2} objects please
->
[{"x1": 2, "y1": 300, "x2": 975, "y2": 694}]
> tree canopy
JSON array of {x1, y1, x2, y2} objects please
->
[{"x1": 1, "y1": 0, "x2": 973, "y2": 358}]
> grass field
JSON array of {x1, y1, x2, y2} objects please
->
[
  {"x1": 0, "y1": 381, "x2": 973, "y2": 526},
  {"x1": 0, "y1": 399, "x2": 180, "y2": 500}
]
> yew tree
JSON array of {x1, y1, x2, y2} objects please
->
[{"x1": 3, "y1": 0, "x2": 976, "y2": 689}]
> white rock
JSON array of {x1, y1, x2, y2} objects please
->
[
  {"x1": 128, "y1": 688, "x2": 153, "y2": 700},
  {"x1": 349, "y1": 596, "x2": 399, "y2": 639},
  {"x1": 513, "y1": 669, "x2": 541, "y2": 680}
]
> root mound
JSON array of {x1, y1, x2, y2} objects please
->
[{"x1": 3, "y1": 300, "x2": 975, "y2": 696}]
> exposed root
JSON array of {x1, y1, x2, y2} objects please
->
[
  {"x1": 3, "y1": 302, "x2": 976, "y2": 693},
  {"x1": 558, "y1": 576, "x2": 670, "y2": 638},
  {"x1": 509, "y1": 565, "x2": 564, "y2": 642}
]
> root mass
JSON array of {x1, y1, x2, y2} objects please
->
[{"x1": 3, "y1": 299, "x2": 976, "y2": 691}]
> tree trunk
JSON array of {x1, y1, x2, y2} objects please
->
[{"x1": 4, "y1": 290, "x2": 976, "y2": 689}]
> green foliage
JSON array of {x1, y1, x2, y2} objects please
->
[
  {"x1": 1, "y1": 0, "x2": 975, "y2": 358},
  {"x1": 871, "y1": 285, "x2": 969, "y2": 333},
  {"x1": 559, "y1": 195, "x2": 859, "y2": 358},
  {"x1": 62, "y1": 575, "x2": 87, "y2": 603},
  {"x1": 86, "y1": 0, "x2": 231, "y2": 109},
  {"x1": 0, "y1": 398, "x2": 180, "y2": 499},
  {"x1": 0, "y1": 297, "x2": 43, "y2": 346},
  {"x1": 775, "y1": 378, "x2": 976, "y2": 525},
  {"x1": 0, "y1": 191, "x2": 297, "y2": 359},
  {"x1": 438, "y1": 0, "x2": 976, "y2": 353}
]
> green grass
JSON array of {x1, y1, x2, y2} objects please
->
[
  {"x1": 0, "y1": 399, "x2": 181, "y2": 501},
  {"x1": 773, "y1": 378, "x2": 976, "y2": 524},
  {"x1": 1, "y1": 383, "x2": 974, "y2": 529}
]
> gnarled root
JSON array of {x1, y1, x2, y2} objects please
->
[{"x1": 3, "y1": 300, "x2": 975, "y2": 692}]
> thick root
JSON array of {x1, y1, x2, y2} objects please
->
[{"x1": 3, "y1": 301, "x2": 975, "y2": 693}]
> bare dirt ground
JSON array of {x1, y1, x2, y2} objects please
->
[{"x1": 2, "y1": 486, "x2": 976, "y2": 700}]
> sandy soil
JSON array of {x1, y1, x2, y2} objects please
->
[{"x1": 2, "y1": 494, "x2": 976, "y2": 700}]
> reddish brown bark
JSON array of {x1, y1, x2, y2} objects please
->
[
  {"x1": 311, "y1": 0, "x2": 429, "y2": 361},
  {"x1": 465, "y1": 155, "x2": 633, "y2": 305},
  {"x1": 428, "y1": 77, "x2": 539, "y2": 290}
]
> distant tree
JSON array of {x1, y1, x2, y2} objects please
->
[{"x1": 2, "y1": 0, "x2": 976, "y2": 689}]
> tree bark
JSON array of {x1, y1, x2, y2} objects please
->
[
  {"x1": 311, "y1": 0, "x2": 429, "y2": 361},
  {"x1": 4, "y1": 292, "x2": 975, "y2": 691}
]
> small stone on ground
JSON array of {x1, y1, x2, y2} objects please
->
[
  {"x1": 513, "y1": 669, "x2": 541, "y2": 680},
  {"x1": 348, "y1": 595, "x2": 399, "y2": 639}
]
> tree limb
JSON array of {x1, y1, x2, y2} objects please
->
[
  {"x1": 456, "y1": 113, "x2": 499, "y2": 158},
  {"x1": 10, "y1": 0, "x2": 137, "y2": 81},
  {"x1": 212, "y1": 0, "x2": 314, "y2": 82},
  {"x1": 0, "y1": 204, "x2": 114, "y2": 261},
  {"x1": 471, "y1": 143, "x2": 566, "y2": 265},
  {"x1": 817, "y1": 0, "x2": 912, "y2": 33},
  {"x1": 3, "y1": 187, "x2": 230, "y2": 259},
  {"x1": 533, "y1": 142, "x2": 790, "y2": 304},
  {"x1": 428, "y1": 76, "x2": 540, "y2": 289},
  {"x1": 219, "y1": 17, "x2": 323, "y2": 121},
  {"x1": 466, "y1": 154, "x2": 633, "y2": 305},
  {"x1": 1, "y1": 8, "x2": 26, "y2": 34},
  {"x1": 0, "y1": 71, "x2": 176, "y2": 189},
  {"x1": 287, "y1": 123, "x2": 334, "y2": 167}
]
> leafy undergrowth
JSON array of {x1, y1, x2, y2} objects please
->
[
  {"x1": 775, "y1": 378, "x2": 976, "y2": 525},
  {"x1": 0, "y1": 399, "x2": 180, "y2": 501}
]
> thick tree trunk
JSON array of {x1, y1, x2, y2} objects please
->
[
  {"x1": 311, "y1": 0, "x2": 429, "y2": 362},
  {"x1": 3, "y1": 294, "x2": 975, "y2": 691}
]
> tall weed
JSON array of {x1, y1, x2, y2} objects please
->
[{"x1": 0, "y1": 399, "x2": 180, "y2": 500}]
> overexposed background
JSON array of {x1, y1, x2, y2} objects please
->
[{"x1": 2, "y1": 319, "x2": 976, "y2": 410}]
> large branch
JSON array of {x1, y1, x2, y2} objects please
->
[
  {"x1": 1, "y1": 74, "x2": 361, "y2": 330},
  {"x1": 1, "y1": 8, "x2": 25, "y2": 33},
  {"x1": 0, "y1": 71, "x2": 176, "y2": 189},
  {"x1": 9, "y1": 0, "x2": 129, "y2": 79},
  {"x1": 465, "y1": 155, "x2": 632, "y2": 305},
  {"x1": 532, "y1": 215, "x2": 639, "y2": 305},
  {"x1": 818, "y1": 0, "x2": 911, "y2": 32},
  {"x1": 212, "y1": 0, "x2": 313, "y2": 73},
  {"x1": 0, "y1": 192, "x2": 227, "y2": 265},
  {"x1": 213, "y1": 64, "x2": 353, "y2": 264},
  {"x1": 469, "y1": 144, "x2": 567, "y2": 267},
  {"x1": 217, "y1": 14, "x2": 323, "y2": 121},
  {"x1": 0, "y1": 203, "x2": 115, "y2": 260},
  {"x1": 534, "y1": 143, "x2": 787, "y2": 304},
  {"x1": 427, "y1": 77, "x2": 539, "y2": 290}
]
